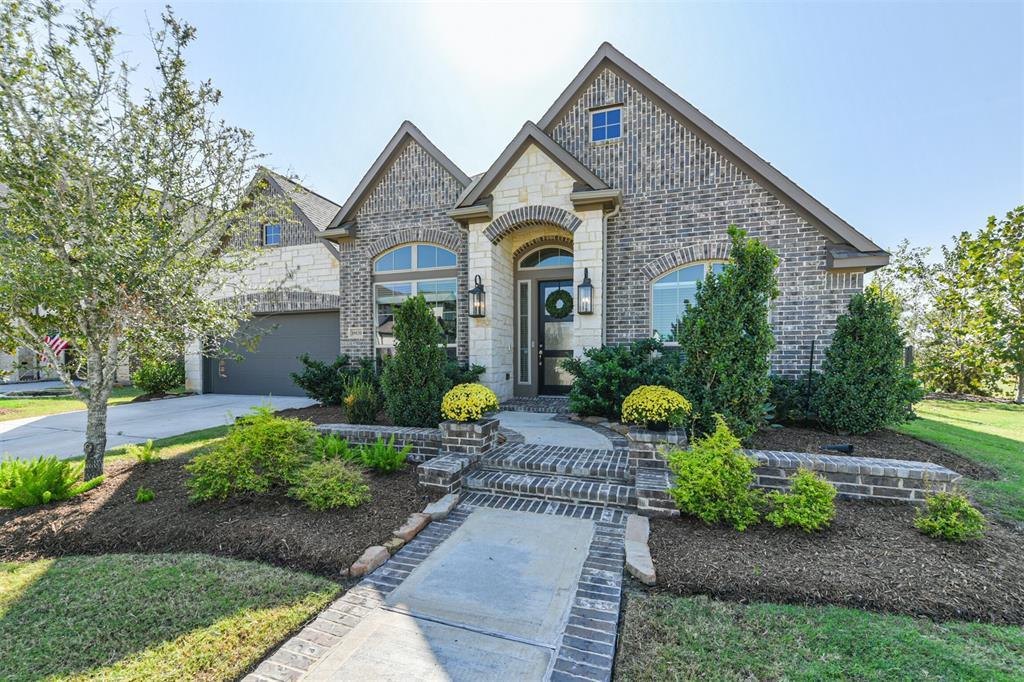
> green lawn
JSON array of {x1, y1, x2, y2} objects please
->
[
  {"x1": 0, "y1": 386, "x2": 151, "y2": 422},
  {"x1": 616, "y1": 592, "x2": 1024, "y2": 682},
  {"x1": 895, "y1": 399, "x2": 1024, "y2": 521},
  {"x1": 0, "y1": 554, "x2": 340, "y2": 682}
]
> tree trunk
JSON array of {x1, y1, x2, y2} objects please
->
[
  {"x1": 1017, "y1": 370, "x2": 1023, "y2": 405},
  {"x1": 82, "y1": 339, "x2": 117, "y2": 479}
]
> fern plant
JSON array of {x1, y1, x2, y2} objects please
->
[
  {"x1": 0, "y1": 456, "x2": 104, "y2": 509},
  {"x1": 319, "y1": 434, "x2": 361, "y2": 462},
  {"x1": 359, "y1": 436, "x2": 412, "y2": 473},
  {"x1": 126, "y1": 440, "x2": 159, "y2": 465}
]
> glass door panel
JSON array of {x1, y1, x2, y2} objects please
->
[{"x1": 538, "y1": 279, "x2": 574, "y2": 395}]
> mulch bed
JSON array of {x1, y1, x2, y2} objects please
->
[
  {"x1": 649, "y1": 501, "x2": 1024, "y2": 625},
  {"x1": 276, "y1": 404, "x2": 395, "y2": 427},
  {"x1": 0, "y1": 454, "x2": 436, "y2": 578},
  {"x1": 750, "y1": 424, "x2": 999, "y2": 480}
]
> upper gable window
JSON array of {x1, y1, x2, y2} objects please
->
[
  {"x1": 591, "y1": 107, "x2": 622, "y2": 142},
  {"x1": 262, "y1": 223, "x2": 282, "y2": 246},
  {"x1": 374, "y1": 244, "x2": 457, "y2": 273}
]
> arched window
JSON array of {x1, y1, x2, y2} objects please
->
[
  {"x1": 518, "y1": 246, "x2": 573, "y2": 269},
  {"x1": 373, "y1": 244, "x2": 458, "y2": 359},
  {"x1": 651, "y1": 261, "x2": 727, "y2": 342}
]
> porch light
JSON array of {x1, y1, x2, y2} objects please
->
[
  {"x1": 577, "y1": 268, "x2": 594, "y2": 315},
  {"x1": 469, "y1": 275, "x2": 486, "y2": 318}
]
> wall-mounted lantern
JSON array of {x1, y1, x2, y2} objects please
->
[
  {"x1": 577, "y1": 267, "x2": 594, "y2": 315},
  {"x1": 469, "y1": 274, "x2": 486, "y2": 318}
]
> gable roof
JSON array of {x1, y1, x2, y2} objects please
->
[
  {"x1": 455, "y1": 121, "x2": 609, "y2": 209},
  {"x1": 327, "y1": 121, "x2": 471, "y2": 229},
  {"x1": 264, "y1": 170, "x2": 341, "y2": 231},
  {"x1": 538, "y1": 42, "x2": 884, "y2": 255}
]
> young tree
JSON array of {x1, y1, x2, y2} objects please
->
[
  {"x1": 816, "y1": 285, "x2": 923, "y2": 433},
  {"x1": 380, "y1": 295, "x2": 449, "y2": 427},
  {"x1": 967, "y1": 207, "x2": 1024, "y2": 403},
  {"x1": 0, "y1": 2, "x2": 282, "y2": 477},
  {"x1": 673, "y1": 226, "x2": 779, "y2": 441},
  {"x1": 871, "y1": 238, "x2": 936, "y2": 346}
]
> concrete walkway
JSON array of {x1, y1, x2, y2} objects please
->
[
  {"x1": 0, "y1": 393, "x2": 313, "y2": 460},
  {"x1": 496, "y1": 411, "x2": 613, "y2": 451},
  {"x1": 251, "y1": 499, "x2": 627, "y2": 682}
]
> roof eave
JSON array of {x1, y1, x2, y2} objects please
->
[
  {"x1": 319, "y1": 224, "x2": 355, "y2": 242},
  {"x1": 570, "y1": 188, "x2": 622, "y2": 211},
  {"x1": 827, "y1": 248, "x2": 890, "y2": 272}
]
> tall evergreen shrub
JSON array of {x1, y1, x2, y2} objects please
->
[
  {"x1": 673, "y1": 226, "x2": 779, "y2": 441},
  {"x1": 380, "y1": 295, "x2": 449, "y2": 427},
  {"x1": 815, "y1": 284, "x2": 923, "y2": 433}
]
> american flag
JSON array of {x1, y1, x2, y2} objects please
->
[{"x1": 42, "y1": 332, "x2": 69, "y2": 363}]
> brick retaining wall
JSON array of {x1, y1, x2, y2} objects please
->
[{"x1": 317, "y1": 424, "x2": 441, "y2": 463}]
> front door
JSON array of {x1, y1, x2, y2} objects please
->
[{"x1": 538, "y1": 279, "x2": 574, "y2": 395}]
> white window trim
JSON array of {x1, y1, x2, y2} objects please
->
[
  {"x1": 373, "y1": 242, "x2": 458, "y2": 275},
  {"x1": 589, "y1": 105, "x2": 623, "y2": 144},
  {"x1": 517, "y1": 245, "x2": 575, "y2": 270},
  {"x1": 649, "y1": 260, "x2": 728, "y2": 346},
  {"x1": 373, "y1": 277, "x2": 459, "y2": 356},
  {"x1": 262, "y1": 223, "x2": 282, "y2": 247}
]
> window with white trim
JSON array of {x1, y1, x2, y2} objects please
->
[
  {"x1": 374, "y1": 244, "x2": 456, "y2": 273},
  {"x1": 651, "y1": 261, "x2": 727, "y2": 342},
  {"x1": 518, "y1": 246, "x2": 573, "y2": 269},
  {"x1": 591, "y1": 107, "x2": 622, "y2": 142},
  {"x1": 262, "y1": 223, "x2": 282, "y2": 246}
]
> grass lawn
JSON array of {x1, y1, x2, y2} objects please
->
[
  {"x1": 0, "y1": 553, "x2": 340, "y2": 682},
  {"x1": 616, "y1": 592, "x2": 1024, "y2": 682},
  {"x1": 895, "y1": 399, "x2": 1024, "y2": 522},
  {"x1": 0, "y1": 386, "x2": 152, "y2": 422}
]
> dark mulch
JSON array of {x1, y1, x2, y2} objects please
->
[
  {"x1": 649, "y1": 501, "x2": 1024, "y2": 625},
  {"x1": 0, "y1": 454, "x2": 436, "y2": 578},
  {"x1": 275, "y1": 404, "x2": 395, "y2": 427},
  {"x1": 750, "y1": 424, "x2": 999, "y2": 480}
]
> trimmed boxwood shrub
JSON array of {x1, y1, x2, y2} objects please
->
[
  {"x1": 667, "y1": 416, "x2": 762, "y2": 531},
  {"x1": 290, "y1": 354, "x2": 360, "y2": 406},
  {"x1": 562, "y1": 338, "x2": 677, "y2": 419},
  {"x1": 672, "y1": 226, "x2": 779, "y2": 442},
  {"x1": 766, "y1": 468, "x2": 837, "y2": 532},
  {"x1": 288, "y1": 459, "x2": 370, "y2": 511},
  {"x1": 815, "y1": 285, "x2": 923, "y2": 434},
  {"x1": 915, "y1": 492, "x2": 986, "y2": 541},
  {"x1": 131, "y1": 358, "x2": 185, "y2": 395},
  {"x1": 380, "y1": 295, "x2": 450, "y2": 427}
]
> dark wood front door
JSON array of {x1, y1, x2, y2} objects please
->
[{"x1": 538, "y1": 279, "x2": 574, "y2": 395}]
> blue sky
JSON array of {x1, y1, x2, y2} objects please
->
[{"x1": 96, "y1": 1, "x2": 1022, "y2": 257}]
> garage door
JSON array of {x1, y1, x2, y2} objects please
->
[{"x1": 204, "y1": 311, "x2": 340, "y2": 396}]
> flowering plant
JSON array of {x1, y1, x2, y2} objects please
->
[
  {"x1": 621, "y1": 385, "x2": 691, "y2": 429},
  {"x1": 441, "y1": 383, "x2": 499, "y2": 422}
]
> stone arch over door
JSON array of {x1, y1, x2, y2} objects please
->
[{"x1": 485, "y1": 205, "x2": 582, "y2": 244}]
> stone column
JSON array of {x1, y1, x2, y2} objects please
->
[
  {"x1": 572, "y1": 207, "x2": 605, "y2": 356},
  {"x1": 439, "y1": 417, "x2": 500, "y2": 461},
  {"x1": 184, "y1": 339, "x2": 204, "y2": 394},
  {"x1": 467, "y1": 221, "x2": 514, "y2": 400},
  {"x1": 626, "y1": 426, "x2": 688, "y2": 472}
]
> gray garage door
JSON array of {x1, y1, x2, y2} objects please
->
[{"x1": 205, "y1": 311, "x2": 340, "y2": 396}]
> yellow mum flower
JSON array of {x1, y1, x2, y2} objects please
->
[
  {"x1": 441, "y1": 383, "x2": 500, "y2": 422},
  {"x1": 621, "y1": 385, "x2": 691, "y2": 428}
]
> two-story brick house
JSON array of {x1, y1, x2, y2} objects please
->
[{"x1": 189, "y1": 43, "x2": 888, "y2": 400}]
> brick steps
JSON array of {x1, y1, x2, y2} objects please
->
[
  {"x1": 481, "y1": 445, "x2": 632, "y2": 484},
  {"x1": 465, "y1": 468, "x2": 638, "y2": 509}
]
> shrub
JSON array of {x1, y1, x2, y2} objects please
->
[
  {"x1": 185, "y1": 407, "x2": 320, "y2": 501},
  {"x1": 131, "y1": 358, "x2": 185, "y2": 395},
  {"x1": 768, "y1": 373, "x2": 822, "y2": 424},
  {"x1": 287, "y1": 459, "x2": 371, "y2": 511},
  {"x1": 380, "y1": 295, "x2": 449, "y2": 427},
  {"x1": 672, "y1": 226, "x2": 779, "y2": 442},
  {"x1": 126, "y1": 439, "x2": 159, "y2": 466},
  {"x1": 445, "y1": 361, "x2": 486, "y2": 386},
  {"x1": 620, "y1": 385, "x2": 691, "y2": 429},
  {"x1": 667, "y1": 416, "x2": 762, "y2": 531},
  {"x1": 344, "y1": 379, "x2": 381, "y2": 425},
  {"x1": 766, "y1": 469, "x2": 836, "y2": 532},
  {"x1": 319, "y1": 434, "x2": 361, "y2": 463},
  {"x1": 816, "y1": 285, "x2": 924, "y2": 434},
  {"x1": 441, "y1": 383, "x2": 499, "y2": 422},
  {"x1": 915, "y1": 492, "x2": 986, "y2": 541},
  {"x1": 562, "y1": 338, "x2": 677, "y2": 419},
  {"x1": 290, "y1": 354, "x2": 360, "y2": 406},
  {"x1": 0, "y1": 456, "x2": 104, "y2": 509},
  {"x1": 135, "y1": 486, "x2": 155, "y2": 503},
  {"x1": 359, "y1": 436, "x2": 412, "y2": 474}
]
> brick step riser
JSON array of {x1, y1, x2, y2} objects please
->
[
  {"x1": 478, "y1": 463, "x2": 634, "y2": 486},
  {"x1": 464, "y1": 476, "x2": 638, "y2": 510}
]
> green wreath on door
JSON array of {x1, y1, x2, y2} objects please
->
[{"x1": 545, "y1": 289, "x2": 573, "y2": 319}]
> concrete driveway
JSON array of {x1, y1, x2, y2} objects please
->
[{"x1": 0, "y1": 394, "x2": 314, "y2": 460}]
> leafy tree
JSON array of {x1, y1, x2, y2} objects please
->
[
  {"x1": 871, "y1": 239, "x2": 936, "y2": 346},
  {"x1": 816, "y1": 285, "x2": 923, "y2": 433},
  {"x1": 380, "y1": 295, "x2": 449, "y2": 427},
  {"x1": 672, "y1": 226, "x2": 779, "y2": 441},
  {"x1": 0, "y1": 3, "x2": 284, "y2": 477},
  {"x1": 966, "y1": 207, "x2": 1024, "y2": 403}
]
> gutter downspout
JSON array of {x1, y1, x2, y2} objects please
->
[{"x1": 601, "y1": 201, "x2": 621, "y2": 347}]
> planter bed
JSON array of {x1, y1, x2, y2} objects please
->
[
  {"x1": 0, "y1": 454, "x2": 437, "y2": 578},
  {"x1": 648, "y1": 500, "x2": 1024, "y2": 625},
  {"x1": 751, "y1": 424, "x2": 999, "y2": 480}
]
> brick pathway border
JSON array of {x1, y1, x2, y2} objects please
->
[{"x1": 244, "y1": 495, "x2": 626, "y2": 682}]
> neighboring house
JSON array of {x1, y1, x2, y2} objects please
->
[{"x1": 190, "y1": 42, "x2": 888, "y2": 400}]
